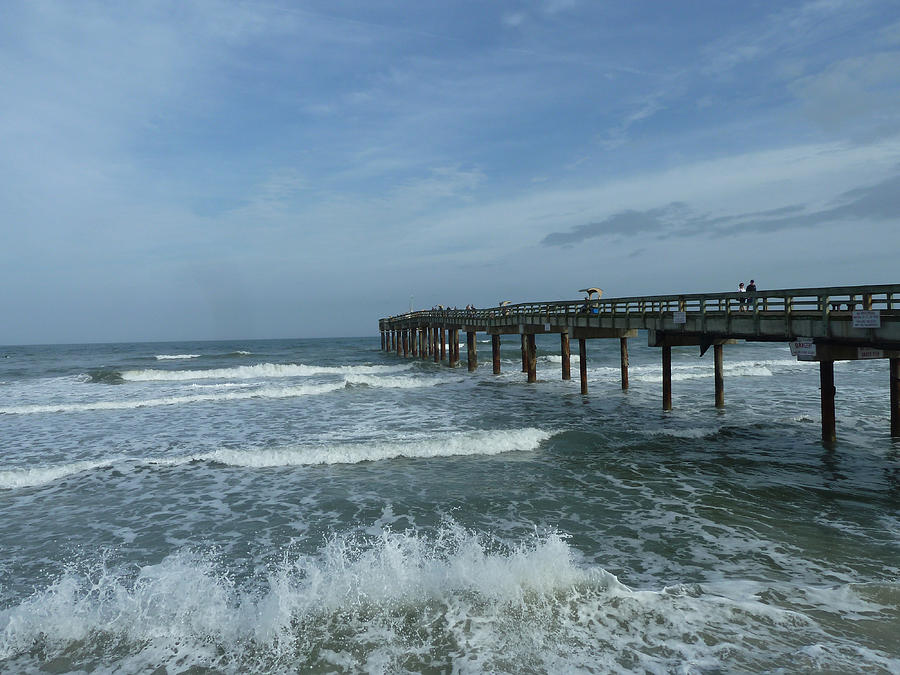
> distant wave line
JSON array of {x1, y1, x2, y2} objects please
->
[
  {"x1": 121, "y1": 362, "x2": 414, "y2": 382},
  {"x1": 0, "y1": 382, "x2": 346, "y2": 416},
  {"x1": 0, "y1": 428, "x2": 554, "y2": 488}
]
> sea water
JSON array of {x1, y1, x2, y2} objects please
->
[{"x1": 0, "y1": 335, "x2": 897, "y2": 673}]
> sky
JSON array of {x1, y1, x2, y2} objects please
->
[{"x1": 2, "y1": 0, "x2": 899, "y2": 343}]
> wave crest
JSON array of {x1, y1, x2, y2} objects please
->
[
  {"x1": 0, "y1": 382, "x2": 345, "y2": 416},
  {"x1": 121, "y1": 362, "x2": 412, "y2": 382}
]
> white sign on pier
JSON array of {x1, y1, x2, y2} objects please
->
[
  {"x1": 852, "y1": 310, "x2": 881, "y2": 328},
  {"x1": 858, "y1": 348, "x2": 884, "y2": 359},
  {"x1": 790, "y1": 337, "x2": 816, "y2": 360}
]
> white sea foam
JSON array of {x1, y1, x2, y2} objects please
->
[
  {"x1": 635, "y1": 426, "x2": 722, "y2": 440},
  {"x1": 343, "y1": 373, "x2": 445, "y2": 389},
  {"x1": 165, "y1": 428, "x2": 554, "y2": 468},
  {"x1": 0, "y1": 430, "x2": 554, "y2": 490},
  {"x1": 0, "y1": 382, "x2": 345, "y2": 415},
  {"x1": 121, "y1": 362, "x2": 412, "y2": 382},
  {"x1": 0, "y1": 525, "x2": 617, "y2": 672},
  {"x1": 154, "y1": 354, "x2": 201, "y2": 360},
  {"x1": 1, "y1": 524, "x2": 894, "y2": 673},
  {"x1": 0, "y1": 459, "x2": 121, "y2": 489},
  {"x1": 541, "y1": 354, "x2": 581, "y2": 364}
]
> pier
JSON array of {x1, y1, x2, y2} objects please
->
[{"x1": 379, "y1": 284, "x2": 900, "y2": 443}]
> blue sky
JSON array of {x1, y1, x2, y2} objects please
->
[{"x1": 2, "y1": 0, "x2": 899, "y2": 343}]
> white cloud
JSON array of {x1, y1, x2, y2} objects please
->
[{"x1": 790, "y1": 51, "x2": 900, "y2": 137}]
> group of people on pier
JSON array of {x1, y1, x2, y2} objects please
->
[{"x1": 737, "y1": 279, "x2": 757, "y2": 310}]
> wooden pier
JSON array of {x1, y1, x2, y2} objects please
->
[{"x1": 379, "y1": 284, "x2": 900, "y2": 444}]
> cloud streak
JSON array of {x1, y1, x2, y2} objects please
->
[{"x1": 542, "y1": 172, "x2": 900, "y2": 246}]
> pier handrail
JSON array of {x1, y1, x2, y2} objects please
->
[{"x1": 382, "y1": 284, "x2": 900, "y2": 323}]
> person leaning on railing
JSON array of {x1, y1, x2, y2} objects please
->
[{"x1": 746, "y1": 280, "x2": 757, "y2": 309}]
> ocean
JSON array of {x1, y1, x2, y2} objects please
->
[{"x1": 0, "y1": 335, "x2": 897, "y2": 673}]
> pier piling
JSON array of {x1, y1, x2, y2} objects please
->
[
  {"x1": 521, "y1": 335, "x2": 527, "y2": 373},
  {"x1": 579, "y1": 338, "x2": 588, "y2": 395},
  {"x1": 492, "y1": 334, "x2": 501, "y2": 374},
  {"x1": 820, "y1": 360, "x2": 836, "y2": 444},
  {"x1": 467, "y1": 331, "x2": 477, "y2": 371},
  {"x1": 714, "y1": 343, "x2": 724, "y2": 408},
  {"x1": 561, "y1": 332, "x2": 571, "y2": 380},
  {"x1": 449, "y1": 329, "x2": 459, "y2": 367},
  {"x1": 891, "y1": 358, "x2": 900, "y2": 437},
  {"x1": 663, "y1": 345, "x2": 672, "y2": 410},
  {"x1": 526, "y1": 334, "x2": 537, "y2": 383},
  {"x1": 620, "y1": 337, "x2": 629, "y2": 390}
]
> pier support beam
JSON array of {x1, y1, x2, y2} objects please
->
[
  {"x1": 492, "y1": 334, "x2": 501, "y2": 374},
  {"x1": 449, "y1": 329, "x2": 459, "y2": 368},
  {"x1": 396, "y1": 330, "x2": 401, "y2": 356},
  {"x1": 579, "y1": 338, "x2": 588, "y2": 395},
  {"x1": 521, "y1": 335, "x2": 528, "y2": 372},
  {"x1": 440, "y1": 328, "x2": 446, "y2": 361},
  {"x1": 820, "y1": 360, "x2": 836, "y2": 444},
  {"x1": 714, "y1": 343, "x2": 724, "y2": 408},
  {"x1": 526, "y1": 334, "x2": 537, "y2": 383},
  {"x1": 433, "y1": 328, "x2": 439, "y2": 363},
  {"x1": 561, "y1": 332, "x2": 571, "y2": 380},
  {"x1": 662, "y1": 345, "x2": 672, "y2": 411},
  {"x1": 891, "y1": 358, "x2": 900, "y2": 438},
  {"x1": 411, "y1": 328, "x2": 417, "y2": 357},
  {"x1": 620, "y1": 338, "x2": 629, "y2": 390},
  {"x1": 467, "y1": 331, "x2": 477, "y2": 371}
]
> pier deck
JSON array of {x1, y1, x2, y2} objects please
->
[{"x1": 378, "y1": 284, "x2": 900, "y2": 443}]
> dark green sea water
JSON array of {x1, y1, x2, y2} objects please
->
[{"x1": 0, "y1": 335, "x2": 897, "y2": 673}]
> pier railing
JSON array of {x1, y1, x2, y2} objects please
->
[{"x1": 385, "y1": 284, "x2": 900, "y2": 323}]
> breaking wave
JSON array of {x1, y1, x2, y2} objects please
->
[
  {"x1": 1, "y1": 523, "x2": 893, "y2": 673},
  {"x1": 120, "y1": 362, "x2": 413, "y2": 382},
  {"x1": 173, "y1": 428, "x2": 554, "y2": 468},
  {"x1": 0, "y1": 429, "x2": 554, "y2": 489},
  {"x1": 0, "y1": 382, "x2": 345, "y2": 416}
]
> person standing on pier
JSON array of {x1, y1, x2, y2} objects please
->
[
  {"x1": 746, "y1": 279, "x2": 757, "y2": 310},
  {"x1": 738, "y1": 281, "x2": 746, "y2": 310}
]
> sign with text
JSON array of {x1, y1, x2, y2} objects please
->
[
  {"x1": 790, "y1": 338, "x2": 816, "y2": 360},
  {"x1": 673, "y1": 311, "x2": 686, "y2": 324},
  {"x1": 857, "y1": 347, "x2": 884, "y2": 359},
  {"x1": 852, "y1": 310, "x2": 881, "y2": 328}
]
